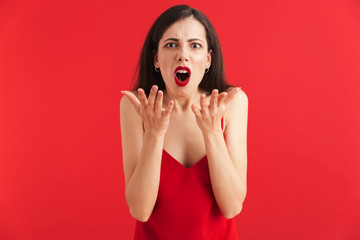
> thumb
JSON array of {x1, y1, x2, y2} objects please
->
[
  {"x1": 191, "y1": 103, "x2": 201, "y2": 117},
  {"x1": 122, "y1": 91, "x2": 141, "y2": 111}
]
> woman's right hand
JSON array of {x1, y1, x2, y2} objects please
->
[{"x1": 122, "y1": 85, "x2": 174, "y2": 136}]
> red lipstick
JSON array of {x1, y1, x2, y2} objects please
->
[{"x1": 174, "y1": 66, "x2": 191, "y2": 87}]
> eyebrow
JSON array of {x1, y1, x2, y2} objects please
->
[{"x1": 163, "y1": 38, "x2": 204, "y2": 43}]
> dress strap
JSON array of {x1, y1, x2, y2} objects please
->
[{"x1": 221, "y1": 117, "x2": 224, "y2": 131}]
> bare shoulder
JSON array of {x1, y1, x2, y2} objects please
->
[
  {"x1": 231, "y1": 87, "x2": 248, "y2": 102},
  {"x1": 120, "y1": 88, "x2": 142, "y2": 134},
  {"x1": 224, "y1": 87, "x2": 248, "y2": 124},
  {"x1": 120, "y1": 90, "x2": 138, "y2": 109}
]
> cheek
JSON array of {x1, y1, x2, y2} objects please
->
[
  {"x1": 158, "y1": 55, "x2": 174, "y2": 72},
  {"x1": 193, "y1": 53, "x2": 208, "y2": 65}
]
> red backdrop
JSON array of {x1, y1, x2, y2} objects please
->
[{"x1": 1, "y1": 0, "x2": 360, "y2": 239}]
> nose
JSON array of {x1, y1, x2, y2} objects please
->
[{"x1": 177, "y1": 45, "x2": 189, "y2": 62}]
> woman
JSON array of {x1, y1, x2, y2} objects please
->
[{"x1": 120, "y1": 5, "x2": 248, "y2": 240}]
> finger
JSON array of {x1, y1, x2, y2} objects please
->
[
  {"x1": 155, "y1": 90, "x2": 163, "y2": 117},
  {"x1": 147, "y1": 85, "x2": 158, "y2": 109},
  {"x1": 191, "y1": 103, "x2": 201, "y2": 117},
  {"x1": 224, "y1": 87, "x2": 241, "y2": 105},
  {"x1": 138, "y1": 88, "x2": 148, "y2": 106},
  {"x1": 122, "y1": 90, "x2": 141, "y2": 112},
  {"x1": 218, "y1": 92, "x2": 227, "y2": 107},
  {"x1": 163, "y1": 100, "x2": 174, "y2": 117},
  {"x1": 209, "y1": 89, "x2": 218, "y2": 110},
  {"x1": 200, "y1": 94, "x2": 207, "y2": 110}
]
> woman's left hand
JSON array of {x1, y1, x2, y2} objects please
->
[{"x1": 191, "y1": 87, "x2": 241, "y2": 134}]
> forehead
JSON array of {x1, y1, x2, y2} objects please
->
[{"x1": 161, "y1": 17, "x2": 207, "y2": 41}]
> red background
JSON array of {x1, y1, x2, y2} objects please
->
[{"x1": 1, "y1": 0, "x2": 360, "y2": 239}]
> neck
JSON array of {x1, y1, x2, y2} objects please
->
[{"x1": 164, "y1": 88, "x2": 207, "y2": 113}]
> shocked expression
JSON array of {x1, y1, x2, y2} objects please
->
[{"x1": 154, "y1": 17, "x2": 212, "y2": 93}]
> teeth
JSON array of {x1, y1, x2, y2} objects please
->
[{"x1": 176, "y1": 69, "x2": 189, "y2": 74}]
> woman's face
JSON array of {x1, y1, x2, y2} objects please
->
[{"x1": 154, "y1": 17, "x2": 212, "y2": 97}]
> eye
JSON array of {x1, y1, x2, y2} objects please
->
[
  {"x1": 192, "y1": 43, "x2": 201, "y2": 49},
  {"x1": 165, "y1": 42, "x2": 177, "y2": 48}
]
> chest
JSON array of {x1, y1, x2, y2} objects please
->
[{"x1": 163, "y1": 116, "x2": 206, "y2": 168}]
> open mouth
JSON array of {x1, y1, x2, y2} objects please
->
[
  {"x1": 174, "y1": 66, "x2": 191, "y2": 86},
  {"x1": 176, "y1": 71, "x2": 190, "y2": 82}
]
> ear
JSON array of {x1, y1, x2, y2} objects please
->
[
  {"x1": 153, "y1": 50, "x2": 159, "y2": 68},
  {"x1": 207, "y1": 50, "x2": 213, "y2": 68}
]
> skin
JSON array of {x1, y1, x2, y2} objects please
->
[{"x1": 120, "y1": 16, "x2": 248, "y2": 222}]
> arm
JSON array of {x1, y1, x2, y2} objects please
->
[
  {"x1": 192, "y1": 88, "x2": 248, "y2": 219},
  {"x1": 120, "y1": 86, "x2": 173, "y2": 222}
]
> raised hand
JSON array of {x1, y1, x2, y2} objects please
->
[
  {"x1": 191, "y1": 87, "x2": 241, "y2": 134},
  {"x1": 122, "y1": 85, "x2": 174, "y2": 136}
]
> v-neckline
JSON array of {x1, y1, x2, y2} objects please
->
[
  {"x1": 162, "y1": 149, "x2": 207, "y2": 169},
  {"x1": 161, "y1": 117, "x2": 223, "y2": 169}
]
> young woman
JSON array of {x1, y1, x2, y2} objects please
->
[{"x1": 120, "y1": 5, "x2": 248, "y2": 239}]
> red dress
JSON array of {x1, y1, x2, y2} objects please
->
[{"x1": 134, "y1": 118, "x2": 239, "y2": 240}]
